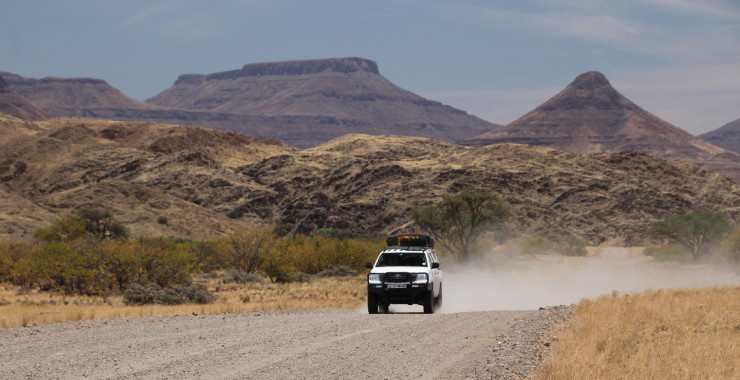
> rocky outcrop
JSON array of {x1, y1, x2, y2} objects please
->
[
  {"x1": 1, "y1": 117, "x2": 737, "y2": 243},
  {"x1": 175, "y1": 57, "x2": 381, "y2": 85},
  {"x1": 700, "y1": 118, "x2": 740, "y2": 154},
  {"x1": 463, "y1": 71, "x2": 740, "y2": 182}
]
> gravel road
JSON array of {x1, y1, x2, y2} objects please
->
[{"x1": 0, "y1": 307, "x2": 572, "y2": 379}]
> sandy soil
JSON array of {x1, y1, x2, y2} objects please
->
[{"x1": 0, "y1": 307, "x2": 571, "y2": 379}]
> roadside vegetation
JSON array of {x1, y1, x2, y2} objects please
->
[
  {"x1": 536, "y1": 286, "x2": 740, "y2": 379},
  {"x1": 1, "y1": 198, "x2": 738, "y2": 329},
  {"x1": 646, "y1": 210, "x2": 732, "y2": 262},
  {"x1": 0, "y1": 207, "x2": 384, "y2": 326},
  {"x1": 0, "y1": 276, "x2": 367, "y2": 328}
]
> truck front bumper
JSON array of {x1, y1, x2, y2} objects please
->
[{"x1": 368, "y1": 283, "x2": 433, "y2": 305}]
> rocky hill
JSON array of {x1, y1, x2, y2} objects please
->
[
  {"x1": 463, "y1": 71, "x2": 740, "y2": 182},
  {"x1": 2, "y1": 58, "x2": 499, "y2": 148},
  {"x1": 1, "y1": 116, "x2": 737, "y2": 244},
  {"x1": 700, "y1": 118, "x2": 740, "y2": 154},
  {"x1": 0, "y1": 75, "x2": 47, "y2": 121}
]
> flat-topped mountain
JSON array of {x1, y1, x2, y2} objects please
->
[
  {"x1": 463, "y1": 71, "x2": 740, "y2": 182},
  {"x1": 145, "y1": 57, "x2": 498, "y2": 147},
  {"x1": 2, "y1": 58, "x2": 500, "y2": 148},
  {"x1": 700, "y1": 118, "x2": 740, "y2": 154},
  {"x1": 0, "y1": 75, "x2": 47, "y2": 121},
  {"x1": 1, "y1": 116, "x2": 737, "y2": 243},
  {"x1": 0, "y1": 72, "x2": 153, "y2": 115}
]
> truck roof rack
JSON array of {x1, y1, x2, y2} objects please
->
[{"x1": 386, "y1": 234, "x2": 434, "y2": 248}]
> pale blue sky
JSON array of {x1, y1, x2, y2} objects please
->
[{"x1": 1, "y1": 0, "x2": 738, "y2": 134}]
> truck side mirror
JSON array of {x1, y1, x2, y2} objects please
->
[
  {"x1": 432, "y1": 262, "x2": 440, "y2": 269},
  {"x1": 364, "y1": 262, "x2": 373, "y2": 269}
]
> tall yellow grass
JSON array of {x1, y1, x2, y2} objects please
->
[
  {"x1": 537, "y1": 286, "x2": 740, "y2": 379},
  {"x1": 0, "y1": 276, "x2": 366, "y2": 328}
]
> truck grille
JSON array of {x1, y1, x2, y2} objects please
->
[{"x1": 383, "y1": 273, "x2": 411, "y2": 283}]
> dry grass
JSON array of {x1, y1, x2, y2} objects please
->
[
  {"x1": 536, "y1": 286, "x2": 740, "y2": 380},
  {"x1": 0, "y1": 276, "x2": 366, "y2": 328}
]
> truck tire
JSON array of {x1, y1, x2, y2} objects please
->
[
  {"x1": 368, "y1": 292, "x2": 379, "y2": 314},
  {"x1": 423, "y1": 291, "x2": 435, "y2": 314}
]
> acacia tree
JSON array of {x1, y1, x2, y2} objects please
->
[
  {"x1": 647, "y1": 211, "x2": 732, "y2": 261},
  {"x1": 77, "y1": 208, "x2": 129, "y2": 241},
  {"x1": 410, "y1": 186, "x2": 509, "y2": 259},
  {"x1": 220, "y1": 226, "x2": 273, "y2": 273}
]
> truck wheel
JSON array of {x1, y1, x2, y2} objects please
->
[
  {"x1": 423, "y1": 291, "x2": 435, "y2": 314},
  {"x1": 379, "y1": 304, "x2": 389, "y2": 314},
  {"x1": 368, "y1": 292, "x2": 379, "y2": 314}
]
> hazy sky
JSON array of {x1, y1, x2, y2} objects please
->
[{"x1": 1, "y1": 0, "x2": 738, "y2": 134}]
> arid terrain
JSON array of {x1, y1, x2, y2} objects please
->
[
  {"x1": 0, "y1": 307, "x2": 571, "y2": 380},
  {"x1": 1, "y1": 115, "x2": 738, "y2": 243},
  {"x1": 2, "y1": 250, "x2": 738, "y2": 379}
]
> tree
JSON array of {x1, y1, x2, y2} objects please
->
[
  {"x1": 647, "y1": 211, "x2": 732, "y2": 262},
  {"x1": 77, "y1": 208, "x2": 129, "y2": 240},
  {"x1": 220, "y1": 226, "x2": 273, "y2": 273},
  {"x1": 410, "y1": 186, "x2": 509, "y2": 259}
]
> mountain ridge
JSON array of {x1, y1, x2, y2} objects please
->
[
  {"x1": 463, "y1": 71, "x2": 739, "y2": 182},
  {"x1": 2, "y1": 58, "x2": 499, "y2": 148},
  {"x1": 1, "y1": 116, "x2": 737, "y2": 243}
]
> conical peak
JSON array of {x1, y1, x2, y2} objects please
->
[
  {"x1": 570, "y1": 71, "x2": 611, "y2": 91},
  {"x1": 536, "y1": 71, "x2": 627, "y2": 111}
]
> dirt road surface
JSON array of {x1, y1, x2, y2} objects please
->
[{"x1": 0, "y1": 307, "x2": 571, "y2": 379}]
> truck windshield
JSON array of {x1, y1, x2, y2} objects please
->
[{"x1": 376, "y1": 252, "x2": 427, "y2": 267}]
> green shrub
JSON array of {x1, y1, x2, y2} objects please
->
[
  {"x1": 644, "y1": 244, "x2": 693, "y2": 263},
  {"x1": 157, "y1": 216, "x2": 169, "y2": 225}
]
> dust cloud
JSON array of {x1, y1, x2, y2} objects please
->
[{"x1": 438, "y1": 247, "x2": 740, "y2": 313}]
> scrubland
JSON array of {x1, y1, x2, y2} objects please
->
[
  {"x1": 537, "y1": 286, "x2": 740, "y2": 379},
  {"x1": 0, "y1": 275, "x2": 366, "y2": 328}
]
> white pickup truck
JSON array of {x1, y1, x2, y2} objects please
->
[{"x1": 365, "y1": 234, "x2": 443, "y2": 314}]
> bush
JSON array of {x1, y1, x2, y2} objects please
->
[
  {"x1": 554, "y1": 237, "x2": 588, "y2": 257},
  {"x1": 221, "y1": 269, "x2": 263, "y2": 284},
  {"x1": 157, "y1": 216, "x2": 169, "y2": 225},
  {"x1": 315, "y1": 265, "x2": 358, "y2": 277},
  {"x1": 173, "y1": 284, "x2": 215, "y2": 304},
  {"x1": 644, "y1": 244, "x2": 693, "y2": 263},
  {"x1": 123, "y1": 283, "x2": 214, "y2": 305},
  {"x1": 294, "y1": 272, "x2": 311, "y2": 283}
]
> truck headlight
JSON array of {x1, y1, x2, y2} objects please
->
[
  {"x1": 368, "y1": 273, "x2": 381, "y2": 284},
  {"x1": 412, "y1": 273, "x2": 428, "y2": 284}
]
